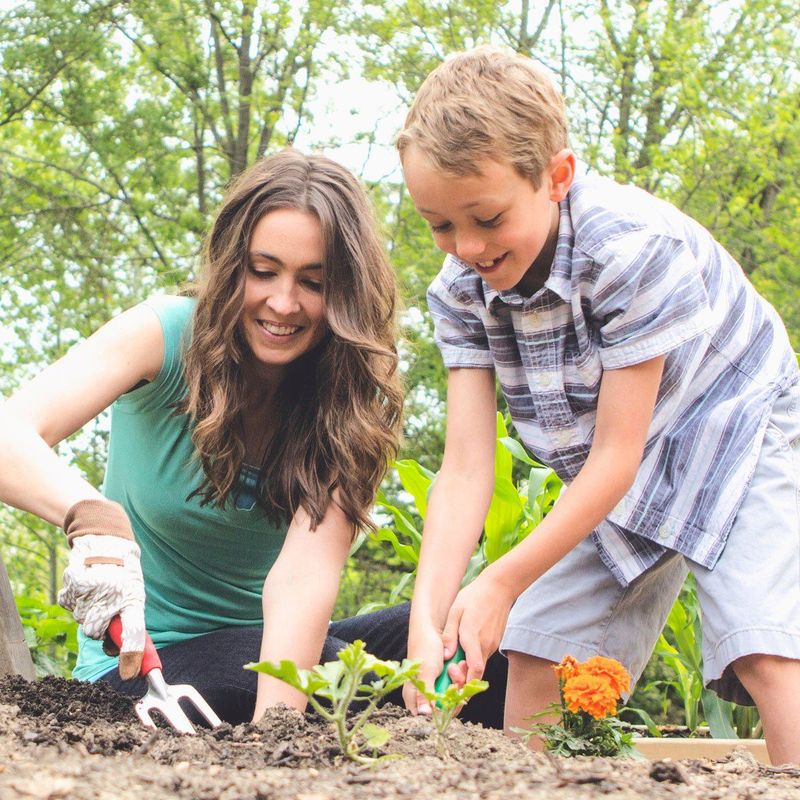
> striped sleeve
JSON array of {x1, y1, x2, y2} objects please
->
[
  {"x1": 427, "y1": 271, "x2": 494, "y2": 369},
  {"x1": 588, "y1": 233, "x2": 714, "y2": 370}
]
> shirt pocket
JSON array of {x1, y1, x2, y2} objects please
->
[
  {"x1": 565, "y1": 347, "x2": 602, "y2": 409},
  {"x1": 574, "y1": 347, "x2": 603, "y2": 388},
  {"x1": 563, "y1": 347, "x2": 602, "y2": 442}
]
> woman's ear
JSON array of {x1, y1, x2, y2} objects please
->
[{"x1": 548, "y1": 149, "x2": 576, "y2": 202}]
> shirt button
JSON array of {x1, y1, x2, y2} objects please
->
[
  {"x1": 657, "y1": 522, "x2": 672, "y2": 540},
  {"x1": 537, "y1": 373, "x2": 552, "y2": 388},
  {"x1": 556, "y1": 430, "x2": 571, "y2": 447}
]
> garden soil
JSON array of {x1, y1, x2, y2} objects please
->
[{"x1": 1, "y1": 676, "x2": 799, "y2": 800}]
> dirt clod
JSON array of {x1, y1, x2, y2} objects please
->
[{"x1": 649, "y1": 759, "x2": 689, "y2": 783}]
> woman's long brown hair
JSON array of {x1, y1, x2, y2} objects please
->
[{"x1": 178, "y1": 150, "x2": 403, "y2": 533}]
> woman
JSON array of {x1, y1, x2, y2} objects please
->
[{"x1": 0, "y1": 150, "x2": 406, "y2": 724}]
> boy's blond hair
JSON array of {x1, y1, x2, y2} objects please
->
[{"x1": 397, "y1": 46, "x2": 568, "y2": 188}]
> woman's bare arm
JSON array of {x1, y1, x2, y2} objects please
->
[
  {"x1": 0, "y1": 304, "x2": 164, "y2": 525},
  {"x1": 252, "y1": 493, "x2": 353, "y2": 719}
]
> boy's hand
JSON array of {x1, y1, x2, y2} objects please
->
[
  {"x1": 441, "y1": 571, "x2": 515, "y2": 683},
  {"x1": 403, "y1": 620, "x2": 447, "y2": 716}
]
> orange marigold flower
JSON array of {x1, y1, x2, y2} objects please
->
[
  {"x1": 562, "y1": 674, "x2": 619, "y2": 719},
  {"x1": 553, "y1": 655, "x2": 580, "y2": 682},
  {"x1": 580, "y1": 656, "x2": 631, "y2": 698}
]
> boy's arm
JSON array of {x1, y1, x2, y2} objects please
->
[
  {"x1": 403, "y1": 367, "x2": 497, "y2": 715},
  {"x1": 252, "y1": 492, "x2": 352, "y2": 721},
  {"x1": 443, "y1": 354, "x2": 666, "y2": 684}
]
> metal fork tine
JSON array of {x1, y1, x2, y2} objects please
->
[
  {"x1": 136, "y1": 695, "x2": 197, "y2": 735},
  {"x1": 169, "y1": 684, "x2": 224, "y2": 729},
  {"x1": 133, "y1": 705, "x2": 157, "y2": 731}
]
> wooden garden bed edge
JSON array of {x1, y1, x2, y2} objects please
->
[{"x1": 633, "y1": 736, "x2": 769, "y2": 764}]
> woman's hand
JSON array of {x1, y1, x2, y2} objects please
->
[
  {"x1": 59, "y1": 534, "x2": 146, "y2": 679},
  {"x1": 57, "y1": 498, "x2": 146, "y2": 680}
]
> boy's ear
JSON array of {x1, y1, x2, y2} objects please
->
[{"x1": 547, "y1": 149, "x2": 576, "y2": 202}]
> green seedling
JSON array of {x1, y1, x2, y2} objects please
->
[
  {"x1": 412, "y1": 654, "x2": 488, "y2": 758},
  {"x1": 246, "y1": 640, "x2": 420, "y2": 765}
]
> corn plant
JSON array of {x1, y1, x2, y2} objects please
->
[
  {"x1": 367, "y1": 413, "x2": 562, "y2": 610},
  {"x1": 247, "y1": 640, "x2": 420, "y2": 764}
]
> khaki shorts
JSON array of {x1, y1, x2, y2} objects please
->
[{"x1": 501, "y1": 381, "x2": 800, "y2": 704}]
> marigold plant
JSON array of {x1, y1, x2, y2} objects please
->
[
  {"x1": 553, "y1": 654, "x2": 579, "y2": 683},
  {"x1": 517, "y1": 654, "x2": 638, "y2": 758},
  {"x1": 580, "y1": 656, "x2": 631, "y2": 697},
  {"x1": 562, "y1": 673, "x2": 619, "y2": 719}
]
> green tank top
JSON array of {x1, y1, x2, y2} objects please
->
[{"x1": 74, "y1": 294, "x2": 288, "y2": 681}]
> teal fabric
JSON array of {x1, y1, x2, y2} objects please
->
[{"x1": 74, "y1": 294, "x2": 288, "y2": 681}]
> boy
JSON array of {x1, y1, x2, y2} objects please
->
[{"x1": 398, "y1": 46, "x2": 800, "y2": 763}]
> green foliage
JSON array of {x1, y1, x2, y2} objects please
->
[
  {"x1": 332, "y1": 542, "x2": 410, "y2": 619},
  {"x1": 623, "y1": 652, "x2": 685, "y2": 728},
  {"x1": 15, "y1": 596, "x2": 78, "y2": 678},
  {"x1": 411, "y1": 676, "x2": 488, "y2": 757},
  {"x1": 247, "y1": 640, "x2": 420, "y2": 764},
  {"x1": 523, "y1": 711, "x2": 639, "y2": 759},
  {"x1": 367, "y1": 414, "x2": 563, "y2": 611}
]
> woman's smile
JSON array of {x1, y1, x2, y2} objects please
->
[{"x1": 256, "y1": 319, "x2": 304, "y2": 338}]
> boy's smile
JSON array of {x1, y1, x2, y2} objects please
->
[{"x1": 402, "y1": 145, "x2": 574, "y2": 295}]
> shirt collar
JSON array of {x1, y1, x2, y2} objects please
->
[{"x1": 483, "y1": 196, "x2": 574, "y2": 312}]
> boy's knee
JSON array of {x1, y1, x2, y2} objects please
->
[
  {"x1": 732, "y1": 653, "x2": 799, "y2": 687},
  {"x1": 506, "y1": 651, "x2": 559, "y2": 691},
  {"x1": 504, "y1": 652, "x2": 560, "y2": 737}
]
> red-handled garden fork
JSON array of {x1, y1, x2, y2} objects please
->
[{"x1": 107, "y1": 615, "x2": 222, "y2": 735}]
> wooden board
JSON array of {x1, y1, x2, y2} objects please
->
[
  {"x1": 634, "y1": 736, "x2": 770, "y2": 764},
  {"x1": 0, "y1": 555, "x2": 35, "y2": 680}
]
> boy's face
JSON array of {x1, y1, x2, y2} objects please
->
[{"x1": 402, "y1": 145, "x2": 574, "y2": 295}]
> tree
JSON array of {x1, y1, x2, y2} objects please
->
[
  {"x1": 0, "y1": 0, "x2": 351, "y2": 599},
  {"x1": 0, "y1": 0, "x2": 350, "y2": 384},
  {"x1": 569, "y1": 0, "x2": 800, "y2": 342}
]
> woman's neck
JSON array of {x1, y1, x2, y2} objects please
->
[{"x1": 240, "y1": 370, "x2": 283, "y2": 465}]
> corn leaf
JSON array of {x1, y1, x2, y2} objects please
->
[
  {"x1": 393, "y1": 459, "x2": 435, "y2": 518},
  {"x1": 701, "y1": 689, "x2": 737, "y2": 739}
]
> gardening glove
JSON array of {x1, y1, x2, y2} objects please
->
[{"x1": 57, "y1": 498, "x2": 146, "y2": 680}]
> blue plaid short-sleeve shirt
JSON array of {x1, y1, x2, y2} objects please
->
[{"x1": 428, "y1": 175, "x2": 799, "y2": 585}]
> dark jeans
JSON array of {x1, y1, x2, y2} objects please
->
[{"x1": 99, "y1": 603, "x2": 507, "y2": 728}]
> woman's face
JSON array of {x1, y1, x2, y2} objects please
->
[{"x1": 241, "y1": 208, "x2": 327, "y2": 380}]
